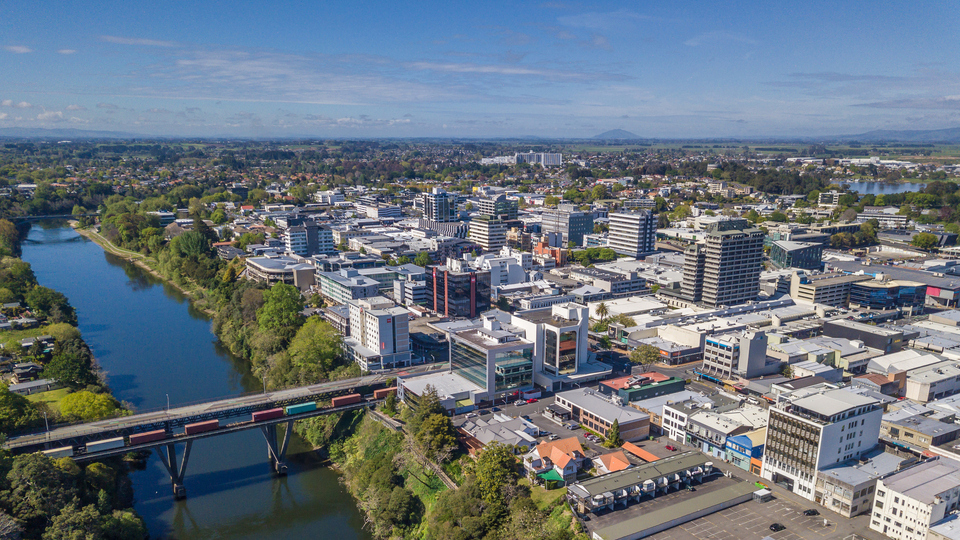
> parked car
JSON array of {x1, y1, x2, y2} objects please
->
[
  {"x1": 466, "y1": 413, "x2": 478, "y2": 418},
  {"x1": 515, "y1": 400, "x2": 524, "y2": 407},
  {"x1": 478, "y1": 410, "x2": 490, "y2": 416},
  {"x1": 549, "y1": 435, "x2": 560, "y2": 441},
  {"x1": 491, "y1": 407, "x2": 501, "y2": 412},
  {"x1": 665, "y1": 445, "x2": 678, "y2": 451},
  {"x1": 803, "y1": 509, "x2": 819, "y2": 516},
  {"x1": 526, "y1": 398, "x2": 538, "y2": 404},
  {"x1": 769, "y1": 523, "x2": 785, "y2": 532}
]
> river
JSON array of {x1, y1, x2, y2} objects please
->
[{"x1": 21, "y1": 222, "x2": 371, "y2": 540}]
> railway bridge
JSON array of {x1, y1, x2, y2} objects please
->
[{"x1": 3, "y1": 369, "x2": 425, "y2": 498}]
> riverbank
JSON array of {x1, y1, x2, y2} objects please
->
[{"x1": 71, "y1": 222, "x2": 216, "y2": 315}]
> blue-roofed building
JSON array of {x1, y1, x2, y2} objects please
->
[{"x1": 726, "y1": 427, "x2": 766, "y2": 475}]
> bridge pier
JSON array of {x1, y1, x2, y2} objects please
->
[
  {"x1": 157, "y1": 442, "x2": 192, "y2": 499},
  {"x1": 261, "y1": 421, "x2": 294, "y2": 475}
]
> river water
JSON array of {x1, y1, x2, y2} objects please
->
[
  {"x1": 843, "y1": 181, "x2": 926, "y2": 195},
  {"x1": 21, "y1": 222, "x2": 371, "y2": 540}
]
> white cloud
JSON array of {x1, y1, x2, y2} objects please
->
[
  {"x1": 0, "y1": 100, "x2": 12, "y2": 107},
  {"x1": 100, "y1": 35, "x2": 179, "y2": 47},
  {"x1": 69, "y1": 116, "x2": 90, "y2": 124},
  {"x1": 15, "y1": 102, "x2": 32, "y2": 109},
  {"x1": 0, "y1": 113, "x2": 7, "y2": 120},
  {"x1": 66, "y1": 104, "x2": 86, "y2": 111},
  {"x1": 4, "y1": 45, "x2": 32, "y2": 54},
  {"x1": 36, "y1": 111, "x2": 63, "y2": 121},
  {"x1": 57, "y1": 49, "x2": 77, "y2": 55}
]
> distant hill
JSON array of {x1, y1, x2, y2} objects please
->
[
  {"x1": 839, "y1": 127, "x2": 960, "y2": 143},
  {"x1": 594, "y1": 129, "x2": 640, "y2": 140},
  {"x1": 0, "y1": 127, "x2": 147, "y2": 139}
]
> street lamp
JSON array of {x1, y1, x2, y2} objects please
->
[
  {"x1": 166, "y1": 393, "x2": 170, "y2": 412},
  {"x1": 43, "y1": 411, "x2": 49, "y2": 432}
]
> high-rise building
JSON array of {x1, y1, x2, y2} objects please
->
[
  {"x1": 761, "y1": 389, "x2": 882, "y2": 501},
  {"x1": 608, "y1": 210, "x2": 657, "y2": 258},
  {"x1": 283, "y1": 218, "x2": 336, "y2": 256},
  {"x1": 541, "y1": 204, "x2": 594, "y2": 247},
  {"x1": 425, "y1": 258, "x2": 491, "y2": 318},
  {"x1": 469, "y1": 215, "x2": 507, "y2": 252},
  {"x1": 418, "y1": 188, "x2": 458, "y2": 222},
  {"x1": 450, "y1": 316, "x2": 535, "y2": 400},
  {"x1": 477, "y1": 194, "x2": 518, "y2": 221},
  {"x1": 343, "y1": 296, "x2": 411, "y2": 371},
  {"x1": 679, "y1": 219, "x2": 763, "y2": 307}
]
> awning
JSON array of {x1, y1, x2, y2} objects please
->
[
  {"x1": 455, "y1": 398, "x2": 475, "y2": 408},
  {"x1": 538, "y1": 469, "x2": 564, "y2": 483}
]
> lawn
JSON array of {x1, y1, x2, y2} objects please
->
[
  {"x1": 520, "y1": 477, "x2": 565, "y2": 510},
  {"x1": 0, "y1": 326, "x2": 54, "y2": 351},
  {"x1": 26, "y1": 387, "x2": 71, "y2": 412}
]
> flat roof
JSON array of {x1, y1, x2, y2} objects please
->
[
  {"x1": 568, "y1": 451, "x2": 707, "y2": 499},
  {"x1": 790, "y1": 388, "x2": 878, "y2": 417},
  {"x1": 594, "y1": 482, "x2": 757, "y2": 540},
  {"x1": 556, "y1": 388, "x2": 649, "y2": 425},
  {"x1": 399, "y1": 370, "x2": 482, "y2": 399},
  {"x1": 828, "y1": 261, "x2": 960, "y2": 290},
  {"x1": 818, "y1": 448, "x2": 908, "y2": 487},
  {"x1": 882, "y1": 459, "x2": 960, "y2": 504}
]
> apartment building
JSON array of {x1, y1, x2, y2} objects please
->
[
  {"x1": 343, "y1": 296, "x2": 411, "y2": 371},
  {"x1": 608, "y1": 210, "x2": 657, "y2": 259},
  {"x1": 418, "y1": 187, "x2": 459, "y2": 222},
  {"x1": 469, "y1": 215, "x2": 508, "y2": 252},
  {"x1": 871, "y1": 459, "x2": 960, "y2": 540},
  {"x1": 762, "y1": 389, "x2": 883, "y2": 501}
]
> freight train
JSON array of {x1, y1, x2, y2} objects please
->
[{"x1": 39, "y1": 390, "x2": 384, "y2": 459}]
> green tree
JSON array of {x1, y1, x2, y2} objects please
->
[
  {"x1": 911, "y1": 232, "x2": 939, "y2": 251},
  {"x1": 25, "y1": 286, "x2": 77, "y2": 325},
  {"x1": 102, "y1": 510, "x2": 147, "y2": 540},
  {"x1": 257, "y1": 282, "x2": 304, "y2": 336},
  {"x1": 408, "y1": 385, "x2": 445, "y2": 435},
  {"x1": 630, "y1": 344, "x2": 661, "y2": 365},
  {"x1": 59, "y1": 391, "x2": 119, "y2": 421},
  {"x1": 284, "y1": 317, "x2": 343, "y2": 382},
  {"x1": 605, "y1": 419, "x2": 622, "y2": 448},
  {"x1": 42, "y1": 338, "x2": 98, "y2": 389},
  {"x1": 0, "y1": 385, "x2": 44, "y2": 433},
  {"x1": 210, "y1": 209, "x2": 227, "y2": 225},
  {"x1": 41, "y1": 501, "x2": 103, "y2": 540},
  {"x1": 595, "y1": 302, "x2": 609, "y2": 322},
  {"x1": 413, "y1": 252, "x2": 433, "y2": 267},
  {"x1": 6, "y1": 453, "x2": 78, "y2": 530},
  {"x1": 472, "y1": 441, "x2": 519, "y2": 505},
  {"x1": 415, "y1": 413, "x2": 457, "y2": 461}
]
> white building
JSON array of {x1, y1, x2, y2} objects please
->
[
  {"x1": 871, "y1": 459, "x2": 960, "y2": 540},
  {"x1": 343, "y1": 296, "x2": 411, "y2": 371},
  {"x1": 500, "y1": 246, "x2": 533, "y2": 272},
  {"x1": 762, "y1": 389, "x2": 883, "y2": 501},
  {"x1": 608, "y1": 210, "x2": 657, "y2": 258}
]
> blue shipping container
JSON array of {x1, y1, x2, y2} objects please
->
[{"x1": 285, "y1": 402, "x2": 318, "y2": 415}]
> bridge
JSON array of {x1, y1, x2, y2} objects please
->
[
  {"x1": 8, "y1": 213, "x2": 100, "y2": 222},
  {"x1": 5, "y1": 366, "x2": 441, "y2": 498}
]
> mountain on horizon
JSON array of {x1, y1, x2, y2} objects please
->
[
  {"x1": 594, "y1": 129, "x2": 640, "y2": 140},
  {"x1": 0, "y1": 127, "x2": 147, "y2": 139},
  {"x1": 838, "y1": 127, "x2": 960, "y2": 143}
]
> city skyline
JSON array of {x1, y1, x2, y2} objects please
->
[{"x1": 2, "y1": 1, "x2": 959, "y2": 138}]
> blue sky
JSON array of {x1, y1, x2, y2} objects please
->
[{"x1": 2, "y1": 1, "x2": 958, "y2": 138}]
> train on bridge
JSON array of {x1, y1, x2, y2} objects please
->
[{"x1": 39, "y1": 392, "x2": 383, "y2": 460}]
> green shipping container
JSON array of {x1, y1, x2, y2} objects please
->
[{"x1": 285, "y1": 402, "x2": 318, "y2": 415}]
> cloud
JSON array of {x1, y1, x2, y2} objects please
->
[
  {"x1": 146, "y1": 107, "x2": 173, "y2": 114},
  {"x1": 57, "y1": 49, "x2": 77, "y2": 55},
  {"x1": 100, "y1": 35, "x2": 179, "y2": 47},
  {"x1": 557, "y1": 10, "x2": 648, "y2": 30},
  {"x1": 0, "y1": 100, "x2": 11, "y2": 107},
  {"x1": 406, "y1": 61, "x2": 608, "y2": 81},
  {"x1": 66, "y1": 104, "x2": 86, "y2": 111},
  {"x1": 684, "y1": 31, "x2": 758, "y2": 47},
  {"x1": 36, "y1": 111, "x2": 63, "y2": 121},
  {"x1": 854, "y1": 96, "x2": 960, "y2": 110},
  {"x1": 4, "y1": 45, "x2": 32, "y2": 54},
  {"x1": 15, "y1": 102, "x2": 32, "y2": 109},
  {"x1": 96, "y1": 102, "x2": 119, "y2": 109},
  {"x1": 0, "y1": 113, "x2": 7, "y2": 120},
  {"x1": 69, "y1": 116, "x2": 89, "y2": 124}
]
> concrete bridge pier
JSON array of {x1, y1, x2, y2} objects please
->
[
  {"x1": 157, "y1": 442, "x2": 192, "y2": 499},
  {"x1": 261, "y1": 421, "x2": 294, "y2": 475}
]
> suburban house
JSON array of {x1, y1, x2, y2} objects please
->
[
  {"x1": 525, "y1": 437, "x2": 586, "y2": 485},
  {"x1": 593, "y1": 450, "x2": 633, "y2": 475}
]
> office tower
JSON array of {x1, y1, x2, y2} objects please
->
[
  {"x1": 608, "y1": 210, "x2": 657, "y2": 258},
  {"x1": 542, "y1": 204, "x2": 594, "y2": 247},
  {"x1": 680, "y1": 219, "x2": 763, "y2": 307},
  {"x1": 469, "y1": 215, "x2": 507, "y2": 252},
  {"x1": 477, "y1": 194, "x2": 519, "y2": 220},
  {"x1": 344, "y1": 296, "x2": 411, "y2": 371},
  {"x1": 418, "y1": 187, "x2": 458, "y2": 222}
]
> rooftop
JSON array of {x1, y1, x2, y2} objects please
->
[
  {"x1": 818, "y1": 448, "x2": 909, "y2": 487},
  {"x1": 789, "y1": 388, "x2": 879, "y2": 419},
  {"x1": 556, "y1": 388, "x2": 650, "y2": 425},
  {"x1": 881, "y1": 459, "x2": 960, "y2": 504}
]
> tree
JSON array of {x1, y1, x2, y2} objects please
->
[
  {"x1": 415, "y1": 413, "x2": 457, "y2": 461},
  {"x1": 257, "y1": 282, "x2": 304, "y2": 337},
  {"x1": 41, "y1": 501, "x2": 103, "y2": 540},
  {"x1": 413, "y1": 252, "x2": 433, "y2": 268},
  {"x1": 595, "y1": 302, "x2": 609, "y2": 322},
  {"x1": 0, "y1": 386, "x2": 44, "y2": 433},
  {"x1": 42, "y1": 338, "x2": 98, "y2": 389},
  {"x1": 25, "y1": 286, "x2": 77, "y2": 325},
  {"x1": 210, "y1": 209, "x2": 227, "y2": 225},
  {"x1": 605, "y1": 419, "x2": 622, "y2": 448},
  {"x1": 408, "y1": 385, "x2": 445, "y2": 435},
  {"x1": 912, "y1": 232, "x2": 939, "y2": 251},
  {"x1": 59, "y1": 391, "x2": 119, "y2": 421},
  {"x1": 472, "y1": 441, "x2": 519, "y2": 505},
  {"x1": 6, "y1": 453, "x2": 78, "y2": 530},
  {"x1": 284, "y1": 317, "x2": 343, "y2": 383},
  {"x1": 630, "y1": 344, "x2": 660, "y2": 365}
]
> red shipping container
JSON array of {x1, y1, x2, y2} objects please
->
[
  {"x1": 331, "y1": 394, "x2": 361, "y2": 407},
  {"x1": 184, "y1": 420, "x2": 220, "y2": 435},
  {"x1": 129, "y1": 430, "x2": 167, "y2": 445},
  {"x1": 374, "y1": 387, "x2": 397, "y2": 399},
  {"x1": 252, "y1": 408, "x2": 284, "y2": 422}
]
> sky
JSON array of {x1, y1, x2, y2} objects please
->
[{"x1": 2, "y1": 1, "x2": 959, "y2": 139}]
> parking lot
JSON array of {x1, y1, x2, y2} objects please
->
[{"x1": 646, "y1": 497, "x2": 877, "y2": 540}]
